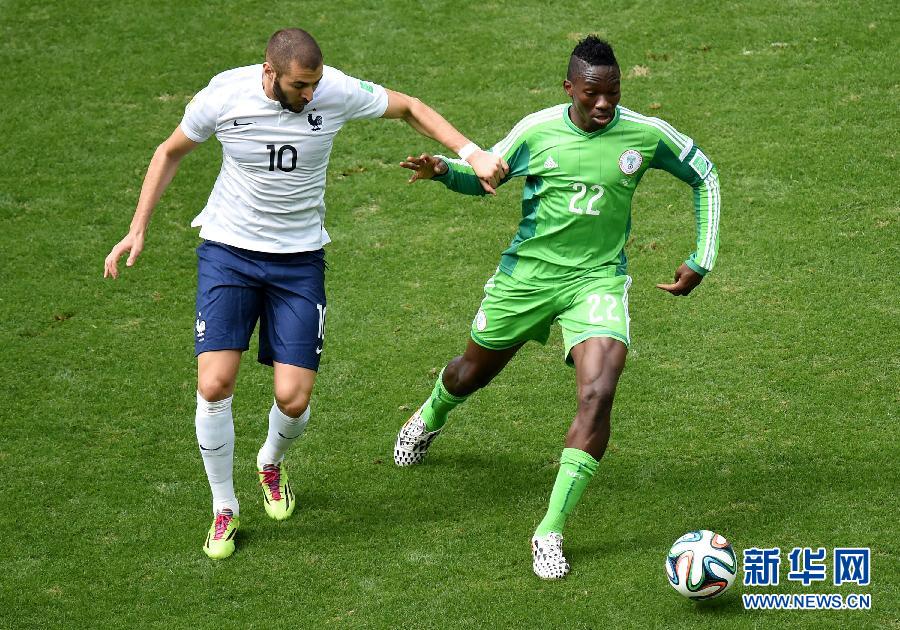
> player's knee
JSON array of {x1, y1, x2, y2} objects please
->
[
  {"x1": 197, "y1": 374, "x2": 236, "y2": 402},
  {"x1": 273, "y1": 388, "x2": 310, "y2": 418},
  {"x1": 577, "y1": 379, "x2": 616, "y2": 420}
]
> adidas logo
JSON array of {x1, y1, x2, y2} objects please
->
[{"x1": 543, "y1": 155, "x2": 558, "y2": 169}]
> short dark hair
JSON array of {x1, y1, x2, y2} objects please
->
[
  {"x1": 568, "y1": 36, "x2": 618, "y2": 80},
  {"x1": 266, "y1": 28, "x2": 323, "y2": 74}
]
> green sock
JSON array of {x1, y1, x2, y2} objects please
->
[
  {"x1": 420, "y1": 368, "x2": 468, "y2": 432},
  {"x1": 534, "y1": 448, "x2": 599, "y2": 537}
]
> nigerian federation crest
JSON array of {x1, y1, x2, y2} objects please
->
[{"x1": 618, "y1": 150, "x2": 643, "y2": 175}]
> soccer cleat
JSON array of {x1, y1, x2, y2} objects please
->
[
  {"x1": 531, "y1": 532, "x2": 570, "y2": 579},
  {"x1": 257, "y1": 461, "x2": 296, "y2": 521},
  {"x1": 393, "y1": 403, "x2": 443, "y2": 466},
  {"x1": 203, "y1": 509, "x2": 239, "y2": 559}
]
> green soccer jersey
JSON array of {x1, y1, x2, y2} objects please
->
[{"x1": 434, "y1": 104, "x2": 720, "y2": 282}]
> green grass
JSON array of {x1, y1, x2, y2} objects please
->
[{"x1": 1, "y1": 1, "x2": 897, "y2": 628}]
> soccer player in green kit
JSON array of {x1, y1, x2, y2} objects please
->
[{"x1": 393, "y1": 36, "x2": 720, "y2": 579}]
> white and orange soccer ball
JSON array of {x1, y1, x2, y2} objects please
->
[{"x1": 665, "y1": 530, "x2": 737, "y2": 600}]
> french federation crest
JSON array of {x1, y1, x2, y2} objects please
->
[
  {"x1": 618, "y1": 149, "x2": 643, "y2": 175},
  {"x1": 195, "y1": 312, "x2": 206, "y2": 341}
]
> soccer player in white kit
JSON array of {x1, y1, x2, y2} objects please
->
[{"x1": 103, "y1": 28, "x2": 508, "y2": 559}]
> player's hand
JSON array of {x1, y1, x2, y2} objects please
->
[
  {"x1": 400, "y1": 153, "x2": 448, "y2": 183},
  {"x1": 104, "y1": 231, "x2": 145, "y2": 279},
  {"x1": 656, "y1": 263, "x2": 703, "y2": 296},
  {"x1": 467, "y1": 149, "x2": 509, "y2": 195}
]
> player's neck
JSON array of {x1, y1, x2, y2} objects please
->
[
  {"x1": 567, "y1": 104, "x2": 596, "y2": 133},
  {"x1": 261, "y1": 71, "x2": 276, "y2": 101}
]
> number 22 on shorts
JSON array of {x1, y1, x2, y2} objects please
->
[{"x1": 587, "y1": 293, "x2": 620, "y2": 324}]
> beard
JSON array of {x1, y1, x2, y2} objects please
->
[{"x1": 273, "y1": 78, "x2": 307, "y2": 114}]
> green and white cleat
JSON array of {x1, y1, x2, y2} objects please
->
[
  {"x1": 203, "y1": 509, "x2": 239, "y2": 559},
  {"x1": 257, "y1": 461, "x2": 296, "y2": 521},
  {"x1": 531, "y1": 532, "x2": 570, "y2": 579},
  {"x1": 393, "y1": 403, "x2": 443, "y2": 467}
]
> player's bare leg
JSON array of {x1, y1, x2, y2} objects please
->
[
  {"x1": 532, "y1": 337, "x2": 627, "y2": 578},
  {"x1": 272, "y1": 361, "x2": 317, "y2": 419},
  {"x1": 566, "y1": 337, "x2": 627, "y2": 458},
  {"x1": 196, "y1": 350, "x2": 242, "y2": 558},
  {"x1": 256, "y1": 362, "x2": 317, "y2": 520},
  {"x1": 197, "y1": 349, "x2": 242, "y2": 403},
  {"x1": 443, "y1": 339, "x2": 524, "y2": 397},
  {"x1": 394, "y1": 340, "x2": 522, "y2": 466}
]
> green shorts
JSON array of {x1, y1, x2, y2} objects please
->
[{"x1": 470, "y1": 270, "x2": 632, "y2": 365}]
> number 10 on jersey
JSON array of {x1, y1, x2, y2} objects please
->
[{"x1": 267, "y1": 144, "x2": 298, "y2": 172}]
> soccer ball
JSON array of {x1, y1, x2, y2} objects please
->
[{"x1": 665, "y1": 530, "x2": 737, "y2": 600}]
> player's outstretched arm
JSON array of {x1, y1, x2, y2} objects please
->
[
  {"x1": 382, "y1": 89, "x2": 508, "y2": 194},
  {"x1": 104, "y1": 127, "x2": 198, "y2": 278}
]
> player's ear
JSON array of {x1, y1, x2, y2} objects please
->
[{"x1": 563, "y1": 79, "x2": 574, "y2": 98}]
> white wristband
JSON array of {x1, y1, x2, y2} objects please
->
[{"x1": 458, "y1": 142, "x2": 480, "y2": 162}]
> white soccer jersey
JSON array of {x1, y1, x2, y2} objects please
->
[{"x1": 180, "y1": 64, "x2": 388, "y2": 253}]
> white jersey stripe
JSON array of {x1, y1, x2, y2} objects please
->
[
  {"x1": 700, "y1": 171, "x2": 720, "y2": 269},
  {"x1": 711, "y1": 172, "x2": 721, "y2": 269},
  {"x1": 710, "y1": 172, "x2": 721, "y2": 269},
  {"x1": 492, "y1": 108, "x2": 562, "y2": 157},
  {"x1": 623, "y1": 275, "x2": 633, "y2": 343},
  {"x1": 619, "y1": 107, "x2": 691, "y2": 147},
  {"x1": 620, "y1": 109, "x2": 693, "y2": 159},
  {"x1": 436, "y1": 155, "x2": 469, "y2": 168},
  {"x1": 700, "y1": 172, "x2": 712, "y2": 269},
  {"x1": 491, "y1": 105, "x2": 566, "y2": 157},
  {"x1": 620, "y1": 113, "x2": 691, "y2": 151}
]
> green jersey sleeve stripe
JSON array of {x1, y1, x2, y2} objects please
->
[
  {"x1": 700, "y1": 170, "x2": 721, "y2": 269},
  {"x1": 491, "y1": 105, "x2": 566, "y2": 157},
  {"x1": 620, "y1": 113, "x2": 693, "y2": 160},
  {"x1": 437, "y1": 155, "x2": 470, "y2": 168},
  {"x1": 491, "y1": 106, "x2": 563, "y2": 157},
  {"x1": 620, "y1": 109, "x2": 693, "y2": 160},
  {"x1": 619, "y1": 107, "x2": 692, "y2": 148},
  {"x1": 692, "y1": 169, "x2": 720, "y2": 270}
]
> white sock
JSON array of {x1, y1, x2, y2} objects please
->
[
  {"x1": 257, "y1": 401, "x2": 310, "y2": 467},
  {"x1": 195, "y1": 392, "x2": 238, "y2": 516}
]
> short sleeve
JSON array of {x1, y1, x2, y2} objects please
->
[
  {"x1": 340, "y1": 72, "x2": 389, "y2": 121},
  {"x1": 180, "y1": 85, "x2": 220, "y2": 143}
]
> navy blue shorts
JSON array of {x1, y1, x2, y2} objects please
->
[{"x1": 194, "y1": 241, "x2": 327, "y2": 370}]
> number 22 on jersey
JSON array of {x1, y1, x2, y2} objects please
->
[{"x1": 569, "y1": 182, "x2": 604, "y2": 215}]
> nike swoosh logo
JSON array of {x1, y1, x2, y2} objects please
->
[
  {"x1": 278, "y1": 432, "x2": 299, "y2": 440},
  {"x1": 199, "y1": 442, "x2": 227, "y2": 451},
  {"x1": 233, "y1": 120, "x2": 253, "y2": 127}
]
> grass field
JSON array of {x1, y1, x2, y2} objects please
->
[{"x1": 1, "y1": 0, "x2": 897, "y2": 628}]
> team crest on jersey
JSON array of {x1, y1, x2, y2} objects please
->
[
  {"x1": 618, "y1": 150, "x2": 643, "y2": 175},
  {"x1": 475, "y1": 309, "x2": 487, "y2": 332},
  {"x1": 307, "y1": 110, "x2": 323, "y2": 131}
]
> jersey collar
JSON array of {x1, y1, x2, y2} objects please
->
[{"x1": 563, "y1": 104, "x2": 620, "y2": 137}]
